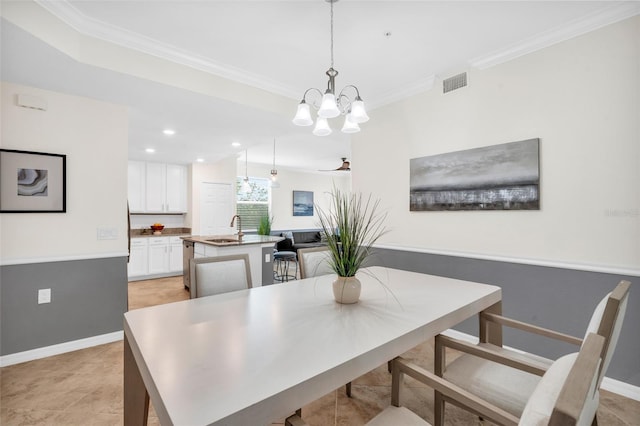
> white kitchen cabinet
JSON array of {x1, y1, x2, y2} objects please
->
[
  {"x1": 127, "y1": 161, "x2": 146, "y2": 212},
  {"x1": 137, "y1": 236, "x2": 183, "y2": 277},
  {"x1": 128, "y1": 238, "x2": 148, "y2": 277},
  {"x1": 168, "y1": 236, "x2": 183, "y2": 272},
  {"x1": 148, "y1": 237, "x2": 170, "y2": 275},
  {"x1": 128, "y1": 161, "x2": 187, "y2": 213},
  {"x1": 145, "y1": 163, "x2": 187, "y2": 213},
  {"x1": 165, "y1": 164, "x2": 187, "y2": 213}
]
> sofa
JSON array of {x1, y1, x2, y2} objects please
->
[{"x1": 276, "y1": 230, "x2": 326, "y2": 253}]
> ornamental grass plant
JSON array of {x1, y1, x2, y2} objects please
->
[{"x1": 316, "y1": 188, "x2": 388, "y2": 277}]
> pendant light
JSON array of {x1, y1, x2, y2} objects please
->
[
  {"x1": 241, "y1": 150, "x2": 252, "y2": 193},
  {"x1": 270, "y1": 138, "x2": 280, "y2": 188}
]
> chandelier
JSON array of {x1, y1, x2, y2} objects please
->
[{"x1": 292, "y1": 0, "x2": 369, "y2": 136}]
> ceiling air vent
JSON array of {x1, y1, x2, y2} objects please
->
[{"x1": 443, "y1": 72, "x2": 467, "y2": 94}]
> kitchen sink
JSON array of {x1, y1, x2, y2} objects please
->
[{"x1": 206, "y1": 238, "x2": 239, "y2": 244}]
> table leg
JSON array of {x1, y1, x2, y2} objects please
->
[
  {"x1": 479, "y1": 300, "x2": 503, "y2": 346},
  {"x1": 124, "y1": 333, "x2": 149, "y2": 426}
]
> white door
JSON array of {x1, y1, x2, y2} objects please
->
[{"x1": 200, "y1": 182, "x2": 233, "y2": 236}]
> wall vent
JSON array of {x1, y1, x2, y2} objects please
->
[{"x1": 443, "y1": 72, "x2": 467, "y2": 94}]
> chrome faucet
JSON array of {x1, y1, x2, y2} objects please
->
[{"x1": 230, "y1": 215, "x2": 243, "y2": 238}]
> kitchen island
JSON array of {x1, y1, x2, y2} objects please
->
[{"x1": 181, "y1": 234, "x2": 283, "y2": 289}]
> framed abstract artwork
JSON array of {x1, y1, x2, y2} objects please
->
[
  {"x1": 0, "y1": 149, "x2": 67, "y2": 213},
  {"x1": 292, "y1": 190, "x2": 313, "y2": 216},
  {"x1": 410, "y1": 138, "x2": 539, "y2": 211}
]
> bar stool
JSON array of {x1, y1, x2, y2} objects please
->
[{"x1": 273, "y1": 251, "x2": 297, "y2": 282}]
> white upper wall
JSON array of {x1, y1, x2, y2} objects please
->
[
  {"x1": 352, "y1": 16, "x2": 639, "y2": 272},
  {"x1": 1, "y1": 82, "x2": 129, "y2": 263}
]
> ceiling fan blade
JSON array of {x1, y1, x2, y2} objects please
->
[{"x1": 319, "y1": 158, "x2": 351, "y2": 172}]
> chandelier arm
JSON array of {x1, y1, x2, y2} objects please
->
[
  {"x1": 335, "y1": 93, "x2": 351, "y2": 115},
  {"x1": 302, "y1": 87, "x2": 325, "y2": 110},
  {"x1": 338, "y1": 84, "x2": 363, "y2": 100}
]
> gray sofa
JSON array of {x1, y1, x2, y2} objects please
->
[{"x1": 276, "y1": 231, "x2": 326, "y2": 253}]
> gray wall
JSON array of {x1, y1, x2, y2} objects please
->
[
  {"x1": 369, "y1": 248, "x2": 639, "y2": 387},
  {"x1": 1, "y1": 257, "x2": 128, "y2": 356}
]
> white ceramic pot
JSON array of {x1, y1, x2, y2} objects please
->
[{"x1": 332, "y1": 276, "x2": 361, "y2": 304}]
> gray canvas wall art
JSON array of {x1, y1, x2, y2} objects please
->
[{"x1": 410, "y1": 138, "x2": 540, "y2": 211}]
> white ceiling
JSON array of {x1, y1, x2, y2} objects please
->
[{"x1": 2, "y1": 0, "x2": 638, "y2": 171}]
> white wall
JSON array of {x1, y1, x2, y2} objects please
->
[
  {"x1": 1, "y1": 82, "x2": 129, "y2": 262},
  {"x1": 352, "y1": 16, "x2": 639, "y2": 271},
  {"x1": 237, "y1": 161, "x2": 351, "y2": 231}
]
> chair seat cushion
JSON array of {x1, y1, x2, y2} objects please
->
[
  {"x1": 366, "y1": 406, "x2": 430, "y2": 426},
  {"x1": 443, "y1": 349, "x2": 552, "y2": 417}
]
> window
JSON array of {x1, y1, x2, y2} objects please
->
[{"x1": 236, "y1": 177, "x2": 270, "y2": 230}]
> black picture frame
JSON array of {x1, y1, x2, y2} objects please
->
[{"x1": 0, "y1": 148, "x2": 67, "y2": 213}]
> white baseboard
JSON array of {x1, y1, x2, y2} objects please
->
[
  {"x1": 0, "y1": 331, "x2": 123, "y2": 367},
  {"x1": 440, "y1": 329, "x2": 640, "y2": 402}
]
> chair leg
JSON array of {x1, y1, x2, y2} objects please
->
[
  {"x1": 345, "y1": 381, "x2": 352, "y2": 397},
  {"x1": 434, "y1": 390, "x2": 445, "y2": 426}
]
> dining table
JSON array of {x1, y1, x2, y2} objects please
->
[{"x1": 123, "y1": 266, "x2": 503, "y2": 426}]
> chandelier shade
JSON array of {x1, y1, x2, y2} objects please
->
[
  {"x1": 341, "y1": 114, "x2": 360, "y2": 133},
  {"x1": 318, "y1": 92, "x2": 340, "y2": 118},
  {"x1": 313, "y1": 117, "x2": 332, "y2": 136},
  {"x1": 293, "y1": 102, "x2": 313, "y2": 126},
  {"x1": 292, "y1": 0, "x2": 369, "y2": 135},
  {"x1": 349, "y1": 99, "x2": 370, "y2": 123}
]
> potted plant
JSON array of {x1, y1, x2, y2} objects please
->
[
  {"x1": 257, "y1": 215, "x2": 273, "y2": 236},
  {"x1": 316, "y1": 187, "x2": 388, "y2": 304}
]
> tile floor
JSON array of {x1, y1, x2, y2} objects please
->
[{"x1": 1, "y1": 276, "x2": 638, "y2": 425}]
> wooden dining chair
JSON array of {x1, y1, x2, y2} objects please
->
[
  {"x1": 297, "y1": 246, "x2": 334, "y2": 279},
  {"x1": 286, "y1": 333, "x2": 605, "y2": 426},
  {"x1": 189, "y1": 254, "x2": 252, "y2": 298},
  {"x1": 433, "y1": 280, "x2": 630, "y2": 426}
]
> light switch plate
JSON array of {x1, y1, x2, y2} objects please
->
[{"x1": 97, "y1": 227, "x2": 118, "y2": 240}]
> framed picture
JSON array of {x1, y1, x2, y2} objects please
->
[
  {"x1": 292, "y1": 190, "x2": 313, "y2": 216},
  {"x1": 410, "y1": 138, "x2": 539, "y2": 211},
  {"x1": 0, "y1": 149, "x2": 67, "y2": 213}
]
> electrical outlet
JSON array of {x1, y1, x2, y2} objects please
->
[
  {"x1": 38, "y1": 288, "x2": 51, "y2": 304},
  {"x1": 265, "y1": 253, "x2": 271, "y2": 263}
]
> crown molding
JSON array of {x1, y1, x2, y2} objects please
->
[
  {"x1": 34, "y1": 1, "x2": 640, "y2": 108},
  {"x1": 34, "y1": 0, "x2": 300, "y2": 100},
  {"x1": 368, "y1": 75, "x2": 436, "y2": 110},
  {"x1": 470, "y1": 2, "x2": 640, "y2": 70}
]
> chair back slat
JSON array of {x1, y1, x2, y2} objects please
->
[{"x1": 583, "y1": 280, "x2": 631, "y2": 387}]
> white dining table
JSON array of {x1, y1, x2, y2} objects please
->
[{"x1": 123, "y1": 266, "x2": 502, "y2": 426}]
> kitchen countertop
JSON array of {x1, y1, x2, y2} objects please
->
[
  {"x1": 131, "y1": 227, "x2": 191, "y2": 238},
  {"x1": 182, "y1": 234, "x2": 283, "y2": 247}
]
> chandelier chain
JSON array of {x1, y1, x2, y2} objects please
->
[{"x1": 330, "y1": 0, "x2": 334, "y2": 69}]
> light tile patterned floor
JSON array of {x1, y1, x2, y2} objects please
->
[{"x1": 1, "y1": 276, "x2": 638, "y2": 425}]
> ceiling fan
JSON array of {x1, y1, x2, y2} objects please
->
[{"x1": 320, "y1": 158, "x2": 351, "y2": 172}]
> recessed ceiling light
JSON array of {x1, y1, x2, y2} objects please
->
[
  {"x1": 163, "y1": 129, "x2": 175, "y2": 136},
  {"x1": 145, "y1": 148, "x2": 155, "y2": 153},
  {"x1": 196, "y1": 158, "x2": 204, "y2": 163},
  {"x1": 231, "y1": 142, "x2": 241, "y2": 147}
]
